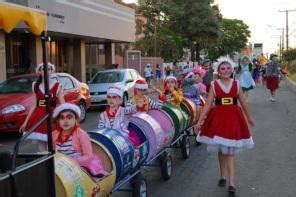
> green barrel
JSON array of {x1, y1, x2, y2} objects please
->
[
  {"x1": 161, "y1": 104, "x2": 184, "y2": 139},
  {"x1": 180, "y1": 103, "x2": 190, "y2": 128},
  {"x1": 181, "y1": 110, "x2": 189, "y2": 130}
]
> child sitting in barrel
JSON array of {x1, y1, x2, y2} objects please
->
[
  {"x1": 181, "y1": 72, "x2": 202, "y2": 106},
  {"x1": 157, "y1": 76, "x2": 183, "y2": 107},
  {"x1": 132, "y1": 79, "x2": 162, "y2": 112},
  {"x1": 52, "y1": 103, "x2": 108, "y2": 177},
  {"x1": 98, "y1": 86, "x2": 143, "y2": 146}
]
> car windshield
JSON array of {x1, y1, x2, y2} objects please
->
[
  {"x1": 90, "y1": 71, "x2": 124, "y2": 84},
  {"x1": 0, "y1": 76, "x2": 37, "y2": 94}
]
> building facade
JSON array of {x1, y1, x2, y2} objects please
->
[{"x1": 0, "y1": 0, "x2": 135, "y2": 82}]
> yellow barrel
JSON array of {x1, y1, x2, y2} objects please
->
[{"x1": 55, "y1": 140, "x2": 116, "y2": 197}]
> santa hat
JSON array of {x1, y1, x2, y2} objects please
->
[
  {"x1": 107, "y1": 86, "x2": 123, "y2": 98},
  {"x1": 53, "y1": 103, "x2": 81, "y2": 119},
  {"x1": 135, "y1": 79, "x2": 148, "y2": 90},
  {"x1": 165, "y1": 75, "x2": 177, "y2": 82},
  {"x1": 213, "y1": 57, "x2": 237, "y2": 71},
  {"x1": 36, "y1": 62, "x2": 55, "y2": 73}
]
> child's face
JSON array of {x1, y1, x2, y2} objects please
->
[
  {"x1": 218, "y1": 63, "x2": 233, "y2": 79},
  {"x1": 203, "y1": 63, "x2": 210, "y2": 69},
  {"x1": 136, "y1": 88, "x2": 146, "y2": 96},
  {"x1": 166, "y1": 80, "x2": 176, "y2": 92},
  {"x1": 58, "y1": 111, "x2": 77, "y2": 131},
  {"x1": 107, "y1": 94, "x2": 121, "y2": 108},
  {"x1": 195, "y1": 74, "x2": 202, "y2": 83},
  {"x1": 242, "y1": 57, "x2": 250, "y2": 65}
]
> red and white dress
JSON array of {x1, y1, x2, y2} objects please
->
[
  {"x1": 197, "y1": 79, "x2": 254, "y2": 154},
  {"x1": 25, "y1": 81, "x2": 62, "y2": 142}
]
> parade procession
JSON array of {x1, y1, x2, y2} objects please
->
[{"x1": 1, "y1": 0, "x2": 296, "y2": 197}]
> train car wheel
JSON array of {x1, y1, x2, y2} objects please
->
[
  {"x1": 160, "y1": 152, "x2": 172, "y2": 180},
  {"x1": 132, "y1": 173, "x2": 148, "y2": 197},
  {"x1": 181, "y1": 136, "x2": 190, "y2": 159}
]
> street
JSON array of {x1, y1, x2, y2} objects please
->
[{"x1": 1, "y1": 80, "x2": 296, "y2": 196}]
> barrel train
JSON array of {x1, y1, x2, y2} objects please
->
[{"x1": 55, "y1": 97, "x2": 201, "y2": 197}]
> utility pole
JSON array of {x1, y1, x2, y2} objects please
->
[
  {"x1": 279, "y1": 9, "x2": 296, "y2": 50},
  {"x1": 277, "y1": 28, "x2": 285, "y2": 59}
]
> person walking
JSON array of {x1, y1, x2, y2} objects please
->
[
  {"x1": 264, "y1": 54, "x2": 281, "y2": 102},
  {"x1": 239, "y1": 55, "x2": 256, "y2": 99},
  {"x1": 19, "y1": 63, "x2": 65, "y2": 151},
  {"x1": 143, "y1": 64, "x2": 153, "y2": 85},
  {"x1": 196, "y1": 57, "x2": 255, "y2": 194}
]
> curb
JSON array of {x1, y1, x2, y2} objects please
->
[{"x1": 286, "y1": 76, "x2": 296, "y2": 87}]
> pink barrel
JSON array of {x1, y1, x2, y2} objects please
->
[
  {"x1": 148, "y1": 109, "x2": 175, "y2": 145},
  {"x1": 128, "y1": 113, "x2": 165, "y2": 162}
]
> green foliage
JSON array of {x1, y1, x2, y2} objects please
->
[
  {"x1": 207, "y1": 18, "x2": 251, "y2": 60},
  {"x1": 283, "y1": 48, "x2": 296, "y2": 62}
]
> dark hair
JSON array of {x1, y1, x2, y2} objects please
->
[{"x1": 56, "y1": 109, "x2": 79, "y2": 120}]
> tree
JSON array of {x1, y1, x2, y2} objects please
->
[
  {"x1": 283, "y1": 48, "x2": 296, "y2": 62},
  {"x1": 208, "y1": 18, "x2": 251, "y2": 60}
]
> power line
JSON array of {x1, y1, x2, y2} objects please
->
[{"x1": 279, "y1": 9, "x2": 296, "y2": 50}]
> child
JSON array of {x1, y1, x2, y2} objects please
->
[
  {"x1": 158, "y1": 76, "x2": 183, "y2": 107},
  {"x1": 98, "y1": 86, "x2": 142, "y2": 146},
  {"x1": 239, "y1": 55, "x2": 256, "y2": 99},
  {"x1": 20, "y1": 63, "x2": 65, "y2": 151},
  {"x1": 196, "y1": 57, "x2": 255, "y2": 194},
  {"x1": 132, "y1": 79, "x2": 162, "y2": 112},
  {"x1": 181, "y1": 72, "x2": 201, "y2": 106},
  {"x1": 193, "y1": 66, "x2": 207, "y2": 98},
  {"x1": 52, "y1": 103, "x2": 108, "y2": 177},
  {"x1": 264, "y1": 54, "x2": 281, "y2": 102}
]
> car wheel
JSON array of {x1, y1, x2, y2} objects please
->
[
  {"x1": 122, "y1": 92, "x2": 128, "y2": 107},
  {"x1": 78, "y1": 102, "x2": 87, "y2": 122}
]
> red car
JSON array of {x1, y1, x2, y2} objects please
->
[{"x1": 0, "y1": 73, "x2": 91, "y2": 133}]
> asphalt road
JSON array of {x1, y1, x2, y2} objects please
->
[{"x1": 1, "y1": 79, "x2": 296, "y2": 197}]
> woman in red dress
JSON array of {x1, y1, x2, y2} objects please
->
[
  {"x1": 196, "y1": 57, "x2": 255, "y2": 194},
  {"x1": 19, "y1": 63, "x2": 65, "y2": 151}
]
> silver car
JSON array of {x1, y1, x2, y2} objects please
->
[{"x1": 88, "y1": 69, "x2": 143, "y2": 107}]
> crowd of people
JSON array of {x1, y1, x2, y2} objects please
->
[{"x1": 20, "y1": 53, "x2": 283, "y2": 194}]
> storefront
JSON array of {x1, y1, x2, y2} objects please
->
[{"x1": 0, "y1": 0, "x2": 135, "y2": 82}]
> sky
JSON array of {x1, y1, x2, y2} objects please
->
[{"x1": 123, "y1": 0, "x2": 296, "y2": 54}]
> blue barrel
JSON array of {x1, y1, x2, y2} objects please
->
[{"x1": 90, "y1": 128, "x2": 148, "y2": 182}]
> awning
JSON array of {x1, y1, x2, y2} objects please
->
[{"x1": 0, "y1": 2, "x2": 47, "y2": 35}]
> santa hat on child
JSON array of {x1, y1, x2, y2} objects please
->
[
  {"x1": 163, "y1": 75, "x2": 177, "y2": 91},
  {"x1": 36, "y1": 62, "x2": 55, "y2": 73},
  {"x1": 107, "y1": 86, "x2": 123, "y2": 98},
  {"x1": 53, "y1": 103, "x2": 81, "y2": 119},
  {"x1": 135, "y1": 79, "x2": 148, "y2": 90}
]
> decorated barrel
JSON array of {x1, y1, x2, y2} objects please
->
[
  {"x1": 147, "y1": 109, "x2": 175, "y2": 144},
  {"x1": 181, "y1": 110, "x2": 190, "y2": 129},
  {"x1": 161, "y1": 104, "x2": 185, "y2": 139},
  {"x1": 89, "y1": 128, "x2": 148, "y2": 182},
  {"x1": 128, "y1": 113, "x2": 167, "y2": 162},
  {"x1": 55, "y1": 151, "x2": 116, "y2": 197},
  {"x1": 181, "y1": 97, "x2": 199, "y2": 126}
]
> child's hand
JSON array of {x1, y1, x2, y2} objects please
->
[{"x1": 247, "y1": 117, "x2": 255, "y2": 127}]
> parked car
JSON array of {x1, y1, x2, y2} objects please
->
[
  {"x1": 0, "y1": 73, "x2": 90, "y2": 133},
  {"x1": 88, "y1": 69, "x2": 143, "y2": 107}
]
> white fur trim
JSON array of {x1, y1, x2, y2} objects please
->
[
  {"x1": 197, "y1": 135, "x2": 254, "y2": 149},
  {"x1": 107, "y1": 86, "x2": 123, "y2": 98},
  {"x1": 135, "y1": 83, "x2": 148, "y2": 89},
  {"x1": 216, "y1": 79, "x2": 234, "y2": 94},
  {"x1": 213, "y1": 57, "x2": 237, "y2": 72},
  {"x1": 165, "y1": 76, "x2": 177, "y2": 81},
  {"x1": 53, "y1": 103, "x2": 81, "y2": 119},
  {"x1": 36, "y1": 62, "x2": 55, "y2": 73}
]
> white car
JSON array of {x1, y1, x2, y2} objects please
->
[{"x1": 88, "y1": 69, "x2": 143, "y2": 107}]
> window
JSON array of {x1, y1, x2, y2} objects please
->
[
  {"x1": 58, "y1": 76, "x2": 75, "y2": 90},
  {"x1": 126, "y1": 71, "x2": 133, "y2": 81},
  {"x1": 90, "y1": 71, "x2": 124, "y2": 84},
  {"x1": 130, "y1": 70, "x2": 139, "y2": 80}
]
